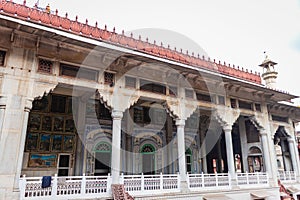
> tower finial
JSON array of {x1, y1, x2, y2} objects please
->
[
  {"x1": 259, "y1": 52, "x2": 278, "y2": 89},
  {"x1": 263, "y1": 51, "x2": 268, "y2": 60}
]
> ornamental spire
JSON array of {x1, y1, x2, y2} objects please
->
[{"x1": 259, "y1": 51, "x2": 278, "y2": 89}]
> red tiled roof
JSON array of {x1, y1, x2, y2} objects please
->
[{"x1": 0, "y1": 0, "x2": 262, "y2": 84}]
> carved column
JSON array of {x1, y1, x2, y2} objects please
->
[
  {"x1": 287, "y1": 137, "x2": 299, "y2": 176},
  {"x1": 260, "y1": 131, "x2": 272, "y2": 177},
  {"x1": 213, "y1": 106, "x2": 240, "y2": 179},
  {"x1": 223, "y1": 125, "x2": 236, "y2": 178},
  {"x1": 74, "y1": 99, "x2": 87, "y2": 175},
  {"x1": 200, "y1": 129, "x2": 207, "y2": 173},
  {"x1": 111, "y1": 110, "x2": 123, "y2": 184},
  {"x1": 176, "y1": 119, "x2": 187, "y2": 182}
]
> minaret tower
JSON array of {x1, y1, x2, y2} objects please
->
[{"x1": 259, "y1": 52, "x2": 278, "y2": 89}]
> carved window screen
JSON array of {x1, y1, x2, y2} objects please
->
[
  {"x1": 104, "y1": 72, "x2": 114, "y2": 85},
  {"x1": 38, "y1": 59, "x2": 53, "y2": 73}
]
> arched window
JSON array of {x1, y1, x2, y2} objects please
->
[
  {"x1": 93, "y1": 142, "x2": 111, "y2": 175},
  {"x1": 141, "y1": 144, "x2": 156, "y2": 175},
  {"x1": 94, "y1": 142, "x2": 111, "y2": 152},
  {"x1": 141, "y1": 144, "x2": 155, "y2": 153},
  {"x1": 186, "y1": 148, "x2": 192, "y2": 173}
]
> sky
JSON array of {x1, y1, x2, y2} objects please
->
[{"x1": 13, "y1": 0, "x2": 300, "y2": 103}]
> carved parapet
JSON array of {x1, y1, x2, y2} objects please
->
[
  {"x1": 166, "y1": 97, "x2": 198, "y2": 120},
  {"x1": 213, "y1": 105, "x2": 240, "y2": 128}
]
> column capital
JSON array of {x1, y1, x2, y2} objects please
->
[
  {"x1": 223, "y1": 124, "x2": 232, "y2": 132},
  {"x1": 287, "y1": 137, "x2": 295, "y2": 143},
  {"x1": 111, "y1": 110, "x2": 123, "y2": 120},
  {"x1": 260, "y1": 131, "x2": 268, "y2": 136},
  {"x1": 175, "y1": 119, "x2": 185, "y2": 127},
  {"x1": 24, "y1": 98, "x2": 33, "y2": 112}
]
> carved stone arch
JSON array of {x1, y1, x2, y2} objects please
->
[
  {"x1": 97, "y1": 86, "x2": 140, "y2": 112},
  {"x1": 136, "y1": 132, "x2": 163, "y2": 148},
  {"x1": 165, "y1": 97, "x2": 198, "y2": 120},
  {"x1": 86, "y1": 128, "x2": 112, "y2": 140},
  {"x1": 32, "y1": 80, "x2": 58, "y2": 100},
  {"x1": 94, "y1": 141, "x2": 111, "y2": 152},
  {"x1": 86, "y1": 130, "x2": 112, "y2": 152},
  {"x1": 248, "y1": 116, "x2": 264, "y2": 132},
  {"x1": 213, "y1": 105, "x2": 240, "y2": 128},
  {"x1": 185, "y1": 134, "x2": 198, "y2": 150},
  {"x1": 284, "y1": 126, "x2": 295, "y2": 137},
  {"x1": 271, "y1": 123, "x2": 280, "y2": 138},
  {"x1": 139, "y1": 140, "x2": 158, "y2": 153},
  {"x1": 248, "y1": 146, "x2": 262, "y2": 155}
]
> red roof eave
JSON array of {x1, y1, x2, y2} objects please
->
[{"x1": 0, "y1": 1, "x2": 262, "y2": 85}]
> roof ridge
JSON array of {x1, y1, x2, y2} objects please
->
[{"x1": 0, "y1": 0, "x2": 261, "y2": 84}]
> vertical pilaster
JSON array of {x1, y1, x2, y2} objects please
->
[
  {"x1": 0, "y1": 95, "x2": 33, "y2": 199},
  {"x1": 13, "y1": 98, "x2": 32, "y2": 190},
  {"x1": 111, "y1": 110, "x2": 123, "y2": 184},
  {"x1": 292, "y1": 134, "x2": 300, "y2": 178},
  {"x1": 260, "y1": 132, "x2": 272, "y2": 177},
  {"x1": 288, "y1": 137, "x2": 299, "y2": 176}
]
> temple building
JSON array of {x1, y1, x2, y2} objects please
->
[{"x1": 0, "y1": 1, "x2": 300, "y2": 200}]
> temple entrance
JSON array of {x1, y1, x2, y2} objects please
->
[
  {"x1": 94, "y1": 142, "x2": 111, "y2": 175},
  {"x1": 141, "y1": 144, "x2": 155, "y2": 175},
  {"x1": 247, "y1": 147, "x2": 263, "y2": 172}
]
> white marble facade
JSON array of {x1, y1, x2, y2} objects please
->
[{"x1": 0, "y1": 3, "x2": 300, "y2": 199}]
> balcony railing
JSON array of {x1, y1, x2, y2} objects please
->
[
  {"x1": 236, "y1": 172, "x2": 269, "y2": 187},
  {"x1": 188, "y1": 173, "x2": 231, "y2": 190},
  {"x1": 278, "y1": 171, "x2": 297, "y2": 183},
  {"x1": 19, "y1": 174, "x2": 111, "y2": 200},
  {"x1": 19, "y1": 172, "x2": 273, "y2": 199},
  {"x1": 121, "y1": 173, "x2": 180, "y2": 195}
]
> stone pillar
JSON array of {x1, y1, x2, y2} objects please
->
[
  {"x1": 111, "y1": 110, "x2": 123, "y2": 184},
  {"x1": 0, "y1": 96, "x2": 32, "y2": 199},
  {"x1": 260, "y1": 132, "x2": 272, "y2": 177},
  {"x1": 238, "y1": 117, "x2": 248, "y2": 173},
  {"x1": 200, "y1": 129, "x2": 207, "y2": 173},
  {"x1": 74, "y1": 100, "x2": 87, "y2": 175},
  {"x1": 13, "y1": 98, "x2": 32, "y2": 190},
  {"x1": 291, "y1": 135, "x2": 300, "y2": 178},
  {"x1": 287, "y1": 137, "x2": 299, "y2": 176},
  {"x1": 176, "y1": 119, "x2": 188, "y2": 190},
  {"x1": 223, "y1": 125, "x2": 236, "y2": 178},
  {"x1": 217, "y1": 138, "x2": 223, "y2": 172}
]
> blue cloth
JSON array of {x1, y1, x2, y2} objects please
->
[{"x1": 41, "y1": 176, "x2": 52, "y2": 188}]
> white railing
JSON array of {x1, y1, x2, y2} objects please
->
[
  {"x1": 19, "y1": 174, "x2": 111, "y2": 199},
  {"x1": 188, "y1": 173, "x2": 231, "y2": 191},
  {"x1": 236, "y1": 172, "x2": 269, "y2": 187},
  {"x1": 121, "y1": 173, "x2": 180, "y2": 195},
  {"x1": 278, "y1": 171, "x2": 297, "y2": 183}
]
